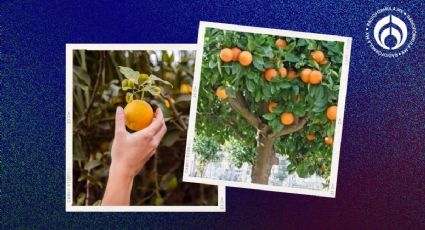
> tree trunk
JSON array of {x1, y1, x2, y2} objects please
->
[{"x1": 251, "y1": 132, "x2": 277, "y2": 184}]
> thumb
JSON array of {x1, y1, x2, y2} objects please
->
[{"x1": 114, "y1": 106, "x2": 127, "y2": 136}]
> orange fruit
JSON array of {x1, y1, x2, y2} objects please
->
[
  {"x1": 326, "y1": 105, "x2": 337, "y2": 121},
  {"x1": 268, "y1": 101, "x2": 278, "y2": 113},
  {"x1": 287, "y1": 70, "x2": 297, "y2": 80},
  {"x1": 318, "y1": 58, "x2": 328, "y2": 65},
  {"x1": 216, "y1": 86, "x2": 228, "y2": 100},
  {"x1": 280, "y1": 112, "x2": 294, "y2": 125},
  {"x1": 275, "y1": 38, "x2": 287, "y2": 48},
  {"x1": 238, "y1": 51, "x2": 253, "y2": 66},
  {"x1": 124, "y1": 100, "x2": 154, "y2": 131},
  {"x1": 278, "y1": 67, "x2": 287, "y2": 78},
  {"x1": 306, "y1": 133, "x2": 316, "y2": 141},
  {"x1": 309, "y1": 70, "x2": 322, "y2": 84},
  {"x1": 311, "y1": 50, "x2": 325, "y2": 62},
  {"x1": 325, "y1": 136, "x2": 334, "y2": 145},
  {"x1": 264, "y1": 69, "x2": 278, "y2": 81},
  {"x1": 231, "y1": 47, "x2": 242, "y2": 61},
  {"x1": 164, "y1": 98, "x2": 175, "y2": 108},
  {"x1": 180, "y1": 83, "x2": 192, "y2": 94},
  {"x1": 219, "y1": 48, "x2": 233, "y2": 62},
  {"x1": 300, "y1": 68, "x2": 312, "y2": 83}
]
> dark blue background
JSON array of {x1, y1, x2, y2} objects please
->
[{"x1": 1, "y1": 0, "x2": 424, "y2": 228}]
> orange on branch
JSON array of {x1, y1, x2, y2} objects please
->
[
  {"x1": 231, "y1": 47, "x2": 242, "y2": 61},
  {"x1": 180, "y1": 83, "x2": 192, "y2": 94},
  {"x1": 326, "y1": 105, "x2": 337, "y2": 121},
  {"x1": 238, "y1": 51, "x2": 253, "y2": 66},
  {"x1": 268, "y1": 101, "x2": 278, "y2": 113},
  {"x1": 300, "y1": 68, "x2": 312, "y2": 83},
  {"x1": 309, "y1": 70, "x2": 322, "y2": 84},
  {"x1": 318, "y1": 58, "x2": 328, "y2": 65},
  {"x1": 124, "y1": 100, "x2": 154, "y2": 131},
  {"x1": 219, "y1": 48, "x2": 233, "y2": 62},
  {"x1": 311, "y1": 50, "x2": 325, "y2": 63},
  {"x1": 306, "y1": 133, "x2": 316, "y2": 141},
  {"x1": 278, "y1": 67, "x2": 287, "y2": 78},
  {"x1": 264, "y1": 69, "x2": 278, "y2": 81},
  {"x1": 280, "y1": 112, "x2": 294, "y2": 125},
  {"x1": 216, "y1": 86, "x2": 228, "y2": 100},
  {"x1": 325, "y1": 136, "x2": 334, "y2": 145},
  {"x1": 275, "y1": 38, "x2": 287, "y2": 49},
  {"x1": 287, "y1": 70, "x2": 297, "y2": 80}
]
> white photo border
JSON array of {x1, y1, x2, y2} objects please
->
[
  {"x1": 66, "y1": 44, "x2": 226, "y2": 212},
  {"x1": 183, "y1": 21, "x2": 352, "y2": 198}
]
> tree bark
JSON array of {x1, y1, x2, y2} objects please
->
[{"x1": 251, "y1": 132, "x2": 277, "y2": 184}]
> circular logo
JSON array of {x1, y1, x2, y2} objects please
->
[{"x1": 366, "y1": 7, "x2": 416, "y2": 57}]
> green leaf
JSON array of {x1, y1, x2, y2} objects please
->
[
  {"x1": 118, "y1": 66, "x2": 139, "y2": 82},
  {"x1": 147, "y1": 86, "x2": 162, "y2": 96},
  {"x1": 253, "y1": 55, "x2": 264, "y2": 71},
  {"x1": 246, "y1": 79, "x2": 255, "y2": 92},
  {"x1": 126, "y1": 92, "x2": 133, "y2": 103},
  {"x1": 84, "y1": 160, "x2": 102, "y2": 171},
  {"x1": 174, "y1": 94, "x2": 192, "y2": 103},
  {"x1": 148, "y1": 74, "x2": 173, "y2": 87},
  {"x1": 247, "y1": 35, "x2": 256, "y2": 51},
  {"x1": 283, "y1": 52, "x2": 300, "y2": 62},
  {"x1": 161, "y1": 130, "x2": 181, "y2": 147},
  {"x1": 262, "y1": 113, "x2": 276, "y2": 121},
  {"x1": 232, "y1": 62, "x2": 241, "y2": 75}
]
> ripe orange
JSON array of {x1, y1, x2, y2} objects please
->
[
  {"x1": 180, "y1": 83, "x2": 192, "y2": 94},
  {"x1": 268, "y1": 101, "x2": 278, "y2": 113},
  {"x1": 231, "y1": 47, "x2": 242, "y2": 61},
  {"x1": 124, "y1": 100, "x2": 154, "y2": 131},
  {"x1": 318, "y1": 58, "x2": 328, "y2": 65},
  {"x1": 216, "y1": 86, "x2": 228, "y2": 100},
  {"x1": 278, "y1": 67, "x2": 287, "y2": 78},
  {"x1": 275, "y1": 38, "x2": 287, "y2": 48},
  {"x1": 325, "y1": 136, "x2": 334, "y2": 145},
  {"x1": 309, "y1": 70, "x2": 322, "y2": 84},
  {"x1": 280, "y1": 112, "x2": 294, "y2": 125},
  {"x1": 287, "y1": 70, "x2": 297, "y2": 80},
  {"x1": 311, "y1": 50, "x2": 325, "y2": 63},
  {"x1": 326, "y1": 105, "x2": 337, "y2": 121},
  {"x1": 264, "y1": 69, "x2": 278, "y2": 81},
  {"x1": 238, "y1": 51, "x2": 253, "y2": 66},
  {"x1": 219, "y1": 48, "x2": 233, "y2": 62},
  {"x1": 306, "y1": 133, "x2": 316, "y2": 141},
  {"x1": 300, "y1": 68, "x2": 312, "y2": 83}
]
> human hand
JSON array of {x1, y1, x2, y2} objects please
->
[{"x1": 110, "y1": 106, "x2": 167, "y2": 179}]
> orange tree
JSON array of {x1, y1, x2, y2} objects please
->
[
  {"x1": 73, "y1": 50, "x2": 217, "y2": 205},
  {"x1": 195, "y1": 28, "x2": 344, "y2": 185}
]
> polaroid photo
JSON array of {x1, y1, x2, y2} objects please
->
[
  {"x1": 183, "y1": 22, "x2": 352, "y2": 198},
  {"x1": 66, "y1": 44, "x2": 225, "y2": 212}
]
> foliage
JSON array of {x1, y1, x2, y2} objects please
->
[
  {"x1": 222, "y1": 137, "x2": 256, "y2": 168},
  {"x1": 195, "y1": 28, "x2": 344, "y2": 183},
  {"x1": 72, "y1": 50, "x2": 217, "y2": 206}
]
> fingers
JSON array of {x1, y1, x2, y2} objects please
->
[
  {"x1": 114, "y1": 106, "x2": 127, "y2": 137},
  {"x1": 134, "y1": 108, "x2": 165, "y2": 137}
]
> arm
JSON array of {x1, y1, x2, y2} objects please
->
[{"x1": 102, "y1": 107, "x2": 167, "y2": 206}]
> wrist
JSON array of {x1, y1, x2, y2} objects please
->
[{"x1": 109, "y1": 162, "x2": 135, "y2": 181}]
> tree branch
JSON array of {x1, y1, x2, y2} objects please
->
[
  {"x1": 227, "y1": 92, "x2": 267, "y2": 132},
  {"x1": 165, "y1": 96, "x2": 187, "y2": 130},
  {"x1": 272, "y1": 116, "x2": 308, "y2": 138},
  {"x1": 85, "y1": 51, "x2": 105, "y2": 115}
]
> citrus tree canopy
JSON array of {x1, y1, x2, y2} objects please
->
[{"x1": 195, "y1": 28, "x2": 344, "y2": 185}]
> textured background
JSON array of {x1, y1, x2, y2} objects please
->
[{"x1": 1, "y1": 0, "x2": 424, "y2": 229}]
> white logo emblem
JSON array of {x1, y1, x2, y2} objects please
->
[{"x1": 366, "y1": 7, "x2": 416, "y2": 57}]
